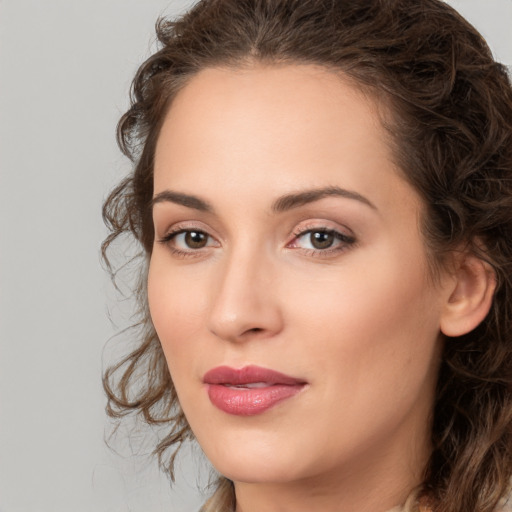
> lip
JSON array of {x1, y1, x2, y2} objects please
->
[{"x1": 203, "y1": 365, "x2": 307, "y2": 416}]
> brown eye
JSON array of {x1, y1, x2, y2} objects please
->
[
  {"x1": 159, "y1": 228, "x2": 220, "y2": 254},
  {"x1": 289, "y1": 227, "x2": 356, "y2": 255},
  {"x1": 310, "y1": 231, "x2": 335, "y2": 249},
  {"x1": 184, "y1": 231, "x2": 208, "y2": 249}
]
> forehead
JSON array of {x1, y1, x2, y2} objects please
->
[
  {"x1": 153, "y1": 64, "x2": 415, "y2": 215},
  {"x1": 156, "y1": 64, "x2": 383, "y2": 155}
]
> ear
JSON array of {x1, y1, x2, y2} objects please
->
[{"x1": 440, "y1": 253, "x2": 496, "y2": 337}]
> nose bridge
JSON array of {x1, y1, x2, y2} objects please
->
[{"x1": 207, "y1": 239, "x2": 282, "y2": 342}]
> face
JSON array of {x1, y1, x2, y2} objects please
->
[{"x1": 149, "y1": 65, "x2": 449, "y2": 492}]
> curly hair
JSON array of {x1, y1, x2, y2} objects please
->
[{"x1": 102, "y1": 1, "x2": 512, "y2": 510}]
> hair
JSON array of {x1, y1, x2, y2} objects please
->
[{"x1": 102, "y1": 1, "x2": 512, "y2": 511}]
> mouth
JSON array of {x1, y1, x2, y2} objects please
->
[{"x1": 203, "y1": 365, "x2": 308, "y2": 416}]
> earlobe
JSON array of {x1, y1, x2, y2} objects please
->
[{"x1": 440, "y1": 254, "x2": 496, "y2": 337}]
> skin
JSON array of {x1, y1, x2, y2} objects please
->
[{"x1": 148, "y1": 64, "x2": 457, "y2": 512}]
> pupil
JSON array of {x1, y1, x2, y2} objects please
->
[
  {"x1": 311, "y1": 231, "x2": 334, "y2": 249},
  {"x1": 185, "y1": 231, "x2": 207, "y2": 248}
]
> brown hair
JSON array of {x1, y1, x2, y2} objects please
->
[{"x1": 102, "y1": 1, "x2": 512, "y2": 511}]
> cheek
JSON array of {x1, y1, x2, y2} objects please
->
[
  {"x1": 284, "y1": 243, "x2": 441, "y2": 391},
  {"x1": 277, "y1": 256, "x2": 441, "y2": 464},
  {"x1": 147, "y1": 258, "x2": 208, "y2": 374}
]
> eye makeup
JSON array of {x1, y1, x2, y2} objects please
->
[{"x1": 156, "y1": 218, "x2": 357, "y2": 261}]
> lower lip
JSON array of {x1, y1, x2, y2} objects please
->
[{"x1": 206, "y1": 384, "x2": 304, "y2": 416}]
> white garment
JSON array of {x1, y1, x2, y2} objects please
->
[{"x1": 386, "y1": 487, "x2": 512, "y2": 512}]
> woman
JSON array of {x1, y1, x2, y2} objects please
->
[{"x1": 102, "y1": 0, "x2": 512, "y2": 510}]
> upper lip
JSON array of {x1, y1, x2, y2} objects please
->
[{"x1": 203, "y1": 365, "x2": 307, "y2": 386}]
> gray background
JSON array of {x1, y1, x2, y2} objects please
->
[{"x1": 0, "y1": 1, "x2": 511, "y2": 511}]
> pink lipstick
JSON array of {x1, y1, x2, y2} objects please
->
[{"x1": 203, "y1": 365, "x2": 307, "y2": 416}]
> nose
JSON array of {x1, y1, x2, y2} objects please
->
[{"x1": 207, "y1": 247, "x2": 284, "y2": 343}]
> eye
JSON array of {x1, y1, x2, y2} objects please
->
[
  {"x1": 158, "y1": 228, "x2": 219, "y2": 255},
  {"x1": 175, "y1": 230, "x2": 210, "y2": 249},
  {"x1": 304, "y1": 231, "x2": 337, "y2": 250},
  {"x1": 289, "y1": 227, "x2": 355, "y2": 254}
]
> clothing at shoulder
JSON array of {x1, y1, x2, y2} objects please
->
[
  {"x1": 385, "y1": 490, "x2": 422, "y2": 512},
  {"x1": 499, "y1": 490, "x2": 512, "y2": 512},
  {"x1": 386, "y1": 487, "x2": 512, "y2": 512}
]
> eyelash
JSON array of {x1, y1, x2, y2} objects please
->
[
  {"x1": 157, "y1": 228, "x2": 217, "y2": 259},
  {"x1": 157, "y1": 225, "x2": 356, "y2": 259},
  {"x1": 288, "y1": 227, "x2": 356, "y2": 257}
]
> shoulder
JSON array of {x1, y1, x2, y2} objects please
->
[
  {"x1": 499, "y1": 491, "x2": 512, "y2": 512},
  {"x1": 391, "y1": 487, "x2": 512, "y2": 512},
  {"x1": 495, "y1": 480, "x2": 512, "y2": 512}
]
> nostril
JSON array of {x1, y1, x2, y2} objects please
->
[{"x1": 237, "y1": 327, "x2": 265, "y2": 340}]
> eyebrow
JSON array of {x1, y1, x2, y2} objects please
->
[
  {"x1": 151, "y1": 186, "x2": 376, "y2": 213},
  {"x1": 272, "y1": 186, "x2": 377, "y2": 212},
  {"x1": 151, "y1": 190, "x2": 213, "y2": 212}
]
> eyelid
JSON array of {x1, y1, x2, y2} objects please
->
[
  {"x1": 155, "y1": 219, "x2": 356, "y2": 259},
  {"x1": 290, "y1": 219, "x2": 355, "y2": 240},
  {"x1": 286, "y1": 220, "x2": 357, "y2": 256},
  {"x1": 157, "y1": 220, "x2": 220, "y2": 241},
  {"x1": 156, "y1": 221, "x2": 221, "y2": 258}
]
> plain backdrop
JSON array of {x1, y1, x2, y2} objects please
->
[{"x1": 0, "y1": 1, "x2": 511, "y2": 511}]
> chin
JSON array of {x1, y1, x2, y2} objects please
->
[
  {"x1": 212, "y1": 457, "x2": 300, "y2": 484},
  {"x1": 198, "y1": 430, "x2": 314, "y2": 484}
]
